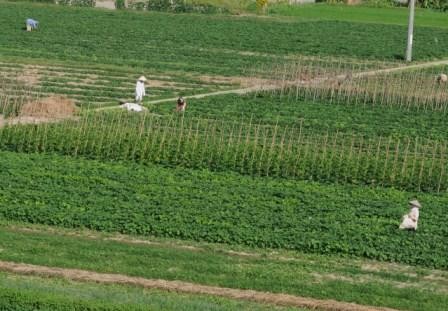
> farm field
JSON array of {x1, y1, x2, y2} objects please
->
[
  {"x1": 1, "y1": 2, "x2": 448, "y2": 71},
  {"x1": 268, "y1": 3, "x2": 448, "y2": 28},
  {"x1": 1, "y1": 151, "x2": 447, "y2": 269},
  {"x1": 1, "y1": 1, "x2": 448, "y2": 310},
  {"x1": 0, "y1": 221, "x2": 447, "y2": 311},
  {"x1": 149, "y1": 91, "x2": 448, "y2": 139}
]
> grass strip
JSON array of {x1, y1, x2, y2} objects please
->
[
  {"x1": 0, "y1": 271, "x2": 297, "y2": 311},
  {"x1": 0, "y1": 261, "x2": 401, "y2": 311},
  {"x1": 0, "y1": 223, "x2": 446, "y2": 311}
]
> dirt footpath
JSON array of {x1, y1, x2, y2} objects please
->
[{"x1": 0, "y1": 260, "x2": 399, "y2": 311}]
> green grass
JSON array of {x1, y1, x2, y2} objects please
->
[
  {"x1": 268, "y1": 3, "x2": 448, "y2": 29},
  {"x1": 0, "y1": 272, "x2": 299, "y2": 311},
  {"x1": 0, "y1": 151, "x2": 447, "y2": 268},
  {"x1": 0, "y1": 222, "x2": 447, "y2": 311}
]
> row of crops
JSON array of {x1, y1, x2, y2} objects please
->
[
  {"x1": 0, "y1": 60, "x2": 235, "y2": 111},
  {"x1": 251, "y1": 63, "x2": 448, "y2": 113},
  {"x1": 1, "y1": 2, "x2": 448, "y2": 77},
  {"x1": 1, "y1": 150, "x2": 447, "y2": 269},
  {"x1": 151, "y1": 91, "x2": 448, "y2": 140},
  {"x1": 1, "y1": 110, "x2": 447, "y2": 192}
]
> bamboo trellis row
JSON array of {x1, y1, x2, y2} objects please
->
[
  {"x1": 252, "y1": 61, "x2": 448, "y2": 112},
  {"x1": 1, "y1": 111, "x2": 447, "y2": 192}
]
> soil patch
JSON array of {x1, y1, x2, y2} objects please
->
[
  {"x1": 20, "y1": 96, "x2": 78, "y2": 118},
  {"x1": 95, "y1": 0, "x2": 116, "y2": 9},
  {"x1": 17, "y1": 68, "x2": 40, "y2": 86},
  {"x1": 0, "y1": 260, "x2": 399, "y2": 311},
  {"x1": 198, "y1": 75, "x2": 272, "y2": 88}
]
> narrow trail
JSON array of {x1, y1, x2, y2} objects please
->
[
  {"x1": 95, "y1": 87, "x2": 259, "y2": 111},
  {"x1": 0, "y1": 260, "x2": 399, "y2": 311},
  {"x1": 96, "y1": 58, "x2": 448, "y2": 111}
]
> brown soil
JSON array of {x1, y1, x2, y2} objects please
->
[
  {"x1": 198, "y1": 75, "x2": 272, "y2": 88},
  {"x1": 17, "y1": 68, "x2": 40, "y2": 86},
  {"x1": 20, "y1": 96, "x2": 78, "y2": 118},
  {"x1": 0, "y1": 115, "x2": 78, "y2": 127},
  {"x1": 0, "y1": 260, "x2": 399, "y2": 311}
]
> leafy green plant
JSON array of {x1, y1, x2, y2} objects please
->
[
  {"x1": 115, "y1": 0, "x2": 126, "y2": 9},
  {"x1": 1, "y1": 150, "x2": 447, "y2": 269}
]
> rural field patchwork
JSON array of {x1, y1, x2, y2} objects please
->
[{"x1": 0, "y1": 1, "x2": 447, "y2": 310}]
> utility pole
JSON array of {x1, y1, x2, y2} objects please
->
[{"x1": 405, "y1": 0, "x2": 416, "y2": 62}]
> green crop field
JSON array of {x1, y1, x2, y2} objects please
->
[
  {"x1": 1, "y1": 1, "x2": 448, "y2": 73},
  {"x1": 268, "y1": 3, "x2": 448, "y2": 28},
  {"x1": 0, "y1": 1, "x2": 447, "y2": 310},
  {"x1": 1, "y1": 151, "x2": 447, "y2": 269}
]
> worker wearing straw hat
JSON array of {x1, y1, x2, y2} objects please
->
[
  {"x1": 399, "y1": 199, "x2": 422, "y2": 231},
  {"x1": 135, "y1": 76, "x2": 147, "y2": 104}
]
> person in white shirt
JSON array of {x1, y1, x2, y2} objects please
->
[
  {"x1": 399, "y1": 200, "x2": 421, "y2": 230},
  {"x1": 135, "y1": 76, "x2": 147, "y2": 104},
  {"x1": 120, "y1": 102, "x2": 147, "y2": 112}
]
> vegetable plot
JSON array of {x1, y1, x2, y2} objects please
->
[
  {"x1": 1, "y1": 151, "x2": 447, "y2": 269},
  {"x1": 1, "y1": 112, "x2": 447, "y2": 192}
]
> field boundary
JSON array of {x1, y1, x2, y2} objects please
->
[{"x1": 0, "y1": 260, "x2": 400, "y2": 311}]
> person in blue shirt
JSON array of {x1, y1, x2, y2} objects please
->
[{"x1": 26, "y1": 19, "x2": 39, "y2": 31}]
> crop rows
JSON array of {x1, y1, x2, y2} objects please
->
[
  {"x1": 1, "y1": 151, "x2": 447, "y2": 269},
  {"x1": 1, "y1": 111, "x2": 447, "y2": 192},
  {"x1": 250, "y1": 62, "x2": 448, "y2": 113},
  {"x1": 0, "y1": 61, "x2": 234, "y2": 110},
  {"x1": 1, "y1": 2, "x2": 448, "y2": 79},
  {"x1": 150, "y1": 92, "x2": 448, "y2": 141}
]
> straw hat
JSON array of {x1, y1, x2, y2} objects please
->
[
  {"x1": 138, "y1": 76, "x2": 147, "y2": 82},
  {"x1": 409, "y1": 200, "x2": 421, "y2": 208}
]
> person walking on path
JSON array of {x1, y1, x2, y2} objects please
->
[
  {"x1": 399, "y1": 199, "x2": 421, "y2": 230},
  {"x1": 135, "y1": 76, "x2": 147, "y2": 104}
]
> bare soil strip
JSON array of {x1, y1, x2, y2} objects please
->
[{"x1": 0, "y1": 260, "x2": 399, "y2": 311}]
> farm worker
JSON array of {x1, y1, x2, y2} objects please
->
[
  {"x1": 120, "y1": 102, "x2": 147, "y2": 112},
  {"x1": 26, "y1": 18, "x2": 39, "y2": 31},
  {"x1": 135, "y1": 76, "x2": 147, "y2": 104},
  {"x1": 399, "y1": 199, "x2": 421, "y2": 231},
  {"x1": 175, "y1": 96, "x2": 187, "y2": 112},
  {"x1": 437, "y1": 74, "x2": 447, "y2": 84}
]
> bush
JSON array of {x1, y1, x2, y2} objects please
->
[
  {"x1": 418, "y1": 0, "x2": 448, "y2": 11},
  {"x1": 58, "y1": 0, "x2": 96, "y2": 7},
  {"x1": 115, "y1": 0, "x2": 126, "y2": 9},
  {"x1": 140, "y1": 0, "x2": 228, "y2": 13}
]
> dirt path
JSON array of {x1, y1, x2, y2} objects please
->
[
  {"x1": 96, "y1": 58, "x2": 448, "y2": 111},
  {"x1": 0, "y1": 260, "x2": 399, "y2": 311}
]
